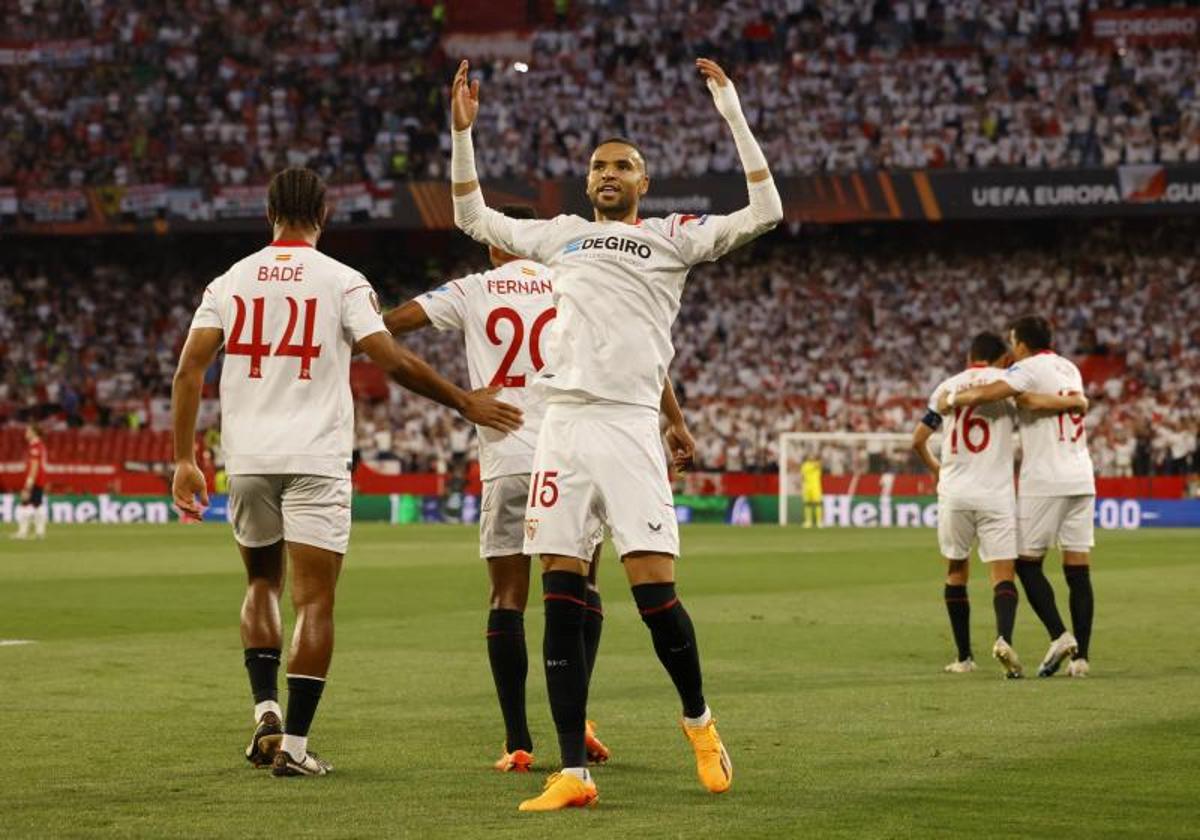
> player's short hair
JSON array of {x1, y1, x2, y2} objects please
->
[
  {"x1": 267, "y1": 167, "x2": 327, "y2": 230},
  {"x1": 26, "y1": 422, "x2": 40, "y2": 437},
  {"x1": 498, "y1": 204, "x2": 538, "y2": 220},
  {"x1": 968, "y1": 332, "x2": 1008, "y2": 364},
  {"x1": 1010, "y1": 315, "x2": 1053, "y2": 352},
  {"x1": 593, "y1": 136, "x2": 647, "y2": 171}
]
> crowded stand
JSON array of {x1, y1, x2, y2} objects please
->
[
  {"x1": 3, "y1": 1, "x2": 1200, "y2": 189},
  {"x1": 2, "y1": 220, "x2": 1197, "y2": 478}
]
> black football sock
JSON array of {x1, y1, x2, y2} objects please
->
[
  {"x1": 631, "y1": 582, "x2": 706, "y2": 719},
  {"x1": 487, "y1": 609, "x2": 531, "y2": 753},
  {"x1": 943, "y1": 584, "x2": 972, "y2": 661},
  {"x1": 993, "y1": 581, "x2": 1018, "y2": 645},
  {"x1": 1016, "y1": 559, "x2": 1067, "y2": 639},
  {"x1": 583, "y1": 586, "x2": 604, "y2": 683},
  {"x1": 1064, "y1": 565, "x2": 1094, "y2": 660},
  {"x1": 284, "y1": 675, "x2": 325, "y2": 738},
  {"x1": 244, "y1": 647, "x2": 281, "y2": 704},
  {"x1": 542, "y1": 571, "x2": 589, "y2": 768}
]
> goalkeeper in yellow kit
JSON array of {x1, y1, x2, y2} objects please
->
[{"x1": 801, "y1": 453, "x2": 823, "y2": 528}]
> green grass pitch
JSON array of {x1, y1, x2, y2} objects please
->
[{"x1": 2, "y1": 524, "x2": 1197, "y2": 839}]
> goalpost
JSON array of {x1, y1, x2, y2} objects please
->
[{"x1": 777, "y1": 431, "x2": 937, "y2": 526}]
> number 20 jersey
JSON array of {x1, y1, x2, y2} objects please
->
[
  {"x1": 416, "y1": 259, "x2": 554, "y2": 481},
  {"x1": 190, "y1": 242, "x2": 387, "y2": 478},
  {"x1": 928, "y1": 366, "x2": 1017, "y2": 512}
]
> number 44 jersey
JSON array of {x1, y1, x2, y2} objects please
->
[
  {"x1": 929, "y1": 365, "x2": 1018, "y2": 512},
  {"x1": 416, "y1": 259, "x2": 554, "y2": 481},
  {"x1": 190, "y1": 240, "x2": 387, "y2": 478}
]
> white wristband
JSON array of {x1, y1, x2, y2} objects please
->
[
  {"x1": 451, "y1": 127, "x2": 477, "y2": 184},
  {"x1": 948, "y1": 391, "x2": 958, "y2": 408}
]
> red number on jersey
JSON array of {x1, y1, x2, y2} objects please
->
[
  {"x1": 529, "y1": 471, "x2": 560, "y2": 508},
  {"x1": 950, "y1": 405, "x2": 990, "y2": 454},
  {"x1": 1056, "y1": 390, "x2": 1086, "y2": 443},
  {"x1": 276, "y1": 297, "x2": 323, "y2": 380},
  {"x1": 486, "y1": 307, "x2": 557, "y2": 387},
  {"x1": 228, "y1": 295, "x2": 271, "y2": 378},
  {"x1": 227, "y1": 295, "x2": 323, "y2": 380}
]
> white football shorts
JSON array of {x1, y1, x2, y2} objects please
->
[
  {"x1": 1018, "y1": 494, "x2": 1096, "y2": 556},
  {"x1": 480, "y1": 473, "x2": 530, "y2": 559},
  {"x1": 522, "y1": 401, "x2": 678, "y2": 560},
  {"x1": 937, "y1": 502, "x2": 1018, "y2": 563},
  {"x1": 228, "y1": 474, "x2": 351, "y2": 554}
]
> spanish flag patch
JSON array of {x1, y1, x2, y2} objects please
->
[
  {"x1": 275, "y1": 254, "x2": 291, "y2": 262},
  {"x1": 520, "y1": 267, "x2": 537, "y2": 276}
]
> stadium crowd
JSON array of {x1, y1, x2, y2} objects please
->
[
  {"x1": 3, "y1": 1, "x2": 1199, "y2": 189},
  {"x1": 2, "y1": 222, "x2": 1197, "y2": 477}
]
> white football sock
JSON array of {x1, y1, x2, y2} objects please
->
[
  {"x1": 281, "y1": 734, "x2": 307, "y2": 759},
  {"x1": 683, "y1": 706, "x2": 712, "y2": 728},
  {"x1": 255, "y1": 700, "x2": 282, "y2": 722},
  {"x1": 15, "y1": 505, "x2": 32, "y2": 538},
  {"x1": 33, "y1": 505, "x2": 47, "y2": 537},
  {"x1": 561, "y1": 767, "x2": 590, "y2": 783}
]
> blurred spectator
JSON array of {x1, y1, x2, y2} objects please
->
[{"x1": 4, "y1": 1, "x2": 1200, "y2": 188}]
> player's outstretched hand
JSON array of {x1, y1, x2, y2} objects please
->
[
  {"x1": 665, "y1": 421, "x2": 696, "y2": 472},
  {"x1": 172, "y1": 460, "x2": 209, "y2": 521},
  {"x1": 696, "y1": 58, "x2": 740, "y2": 120},
  {"x1": 451, "y1": 59, "x2": 479, "y2": 132},
  {"x1": 462, "y1": 386, "x2": 523, "y2": 433}
]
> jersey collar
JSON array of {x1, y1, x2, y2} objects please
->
[{"x1": 270, "y1": 240, "x2": 313, "y2": 247}]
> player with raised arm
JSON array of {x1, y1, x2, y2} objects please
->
[
  {"x1": 940, "y1": 315, "x2": 1096, "y2": 678},
  {"x1": 385, "y1": 204, "x2": 695, "y2": 772},
  {"x1": 448, "y1": 57, "x2": 782, "y2": 810},
  {"x1": 12, "y1": 424, "x2": 48, "y2": 540},
  {"x1": 913, "y1": 332, "x2": 1084, "y2": 678},
  {"x1": 171, "y1": 167, "x2": 521, "y2": 778}
]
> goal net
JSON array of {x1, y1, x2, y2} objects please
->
[{"x1": 777, "y1": 432, "x2": 942, "y2": 527}]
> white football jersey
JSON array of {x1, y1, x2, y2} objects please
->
[
  {"x1": 190, "y1": 240, "x2": 386, "y2": 478},
  {"x1": 463, "y1": 181, "x2": 778, "y2": 408},
  {"x1": 416, "y1": 259, "x2": 554, "y2": 481},
  {"x1": 1002, "y1": 351, "x2": 1096, "y2": 496},
  {"x1": 928, "y1": 365, "x2": 1017, "y2": 512}
]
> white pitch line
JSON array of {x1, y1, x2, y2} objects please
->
[{"x1": 0, "y1": 640, "x2": 36, "y2": 647}]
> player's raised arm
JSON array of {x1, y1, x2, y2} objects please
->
[
  {"x1": 383, "y1": 300, "x2": 432, "y2": 336},
  {"x1": 171, "y1": 327, "x2": 223, "y2": 517},
  {"x1": 450, "y1": 60, "x2": 553, "y2": 260},
  {"x1": 1016, "y1": 391, "x2": 1089, "y2": 415},
  {"x1": 673, "y1": 59, "x2": 783, "y2": 265},
  {"x1": 355, "y1": 331, "x2": 523, "y2": 433},
  {"x1": 937, "y1": 380, "x2": 1017, "y2": 413}
]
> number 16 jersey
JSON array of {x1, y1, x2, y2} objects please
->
[
  {"x1": 416, "y1": 259, "x2": 555, "y2": 481},
  {"x1": 190, "y1": 241, "x2": 387, "y2": 478},
  {"x1": 928, "y1": 365, "x2": 1017, "y2": 512}
]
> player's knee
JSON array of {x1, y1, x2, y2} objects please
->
[
  {"x1": 945, "y1": 560, "x2": 968, "y2": 586},
  {"x1": 490, "y1": 581, "x2": 527, "y2": 612},
  {"x1": 631, "y1": 581, "x2": 680, "y2": 625},
  {"x1": 245, "y1": 576, "x2": 281, "y2": 600}
]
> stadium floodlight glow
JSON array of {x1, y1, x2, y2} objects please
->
[{"x1": 513, "y1": 61, "x2": 529, "y2": 73}]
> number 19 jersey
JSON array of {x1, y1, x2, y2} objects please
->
[
  {"x1": 929, "y1": 365, "x2": 1017, "y2": 511},
  {"x1": 416, "y1": 259, "x2": 554, "y2": 481},
  {"x1": 190, "y1": 241, "x2": 387, "y2": 478},
  {"x1": 1002, "y1": 351, "x2": 1095, "y2": 497}
]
